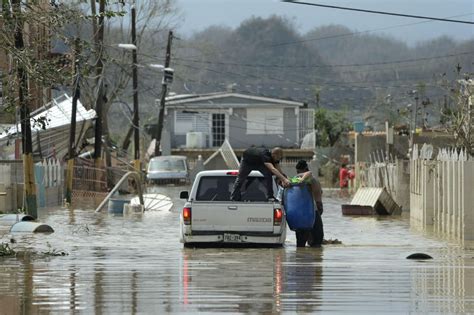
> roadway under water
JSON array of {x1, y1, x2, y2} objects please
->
[{"x1": 1, "y1": 185, "x2": 473, "y2": 314}]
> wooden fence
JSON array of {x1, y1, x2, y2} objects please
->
[
  {"x1": 70, "y1": 160, "x2": 109, "y2": 207},
  {"x1": 410, "y1": 145, "x2": 474, "y2": 241}
]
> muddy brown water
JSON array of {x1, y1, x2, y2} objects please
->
[{"x1": 1, "y1": 185, "x2": 473, "y2": 314}]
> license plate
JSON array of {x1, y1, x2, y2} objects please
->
[{"x1": 223, "y1": 233, "x2": 241, "y2": 242}]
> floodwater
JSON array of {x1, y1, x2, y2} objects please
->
[{"x1": 1, "y1": 185, "x2": 474, "y2": 314}]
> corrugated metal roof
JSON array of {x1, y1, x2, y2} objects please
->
[
  {"x1": 350, "y1": 187, "x2": 401, "y2": 215},
  {"x1": 350, "y1": 187, "x2": 383, "y2": 207},
  {"x1": 0, "y1": 94, "x2": 96, "y2": 139}
]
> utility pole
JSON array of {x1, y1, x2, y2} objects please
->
[
  {"x1": 131, "y1": 4, "x2": 140, "y2": 172},
  {"x1": 154, "y1": 31, "x2": 173, "y2": 157},
  {"x1": 66, "y1": 38, "x2": 81, "y2": 205},
  {"x1": 421, "y1": 98, "x2": 430, "y2": 130},
  {"x1": 121, "y1": 126, "x2": 133, "y2": 153},
  {"x1": 414, "y1": 94, "x2": 419, "y2": 132},
  {"x1": 93, "y1": 0, "x2": 105, "y2": 171},
  {"x1": 12, "y1": 0, "x2": 37, "y2": 217}
]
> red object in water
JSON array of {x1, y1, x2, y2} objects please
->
[
  {"x1": 339, "y1": 167, "x2": 355, "y2": 188},
  {"x1": 339, "y1": 167, "x2": 349, "y2": 188}
]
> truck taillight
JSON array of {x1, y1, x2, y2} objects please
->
[
  {"x1": 183, "y1": 207, "x2": 192, "y2": 225},
  {"x1": 274, "y1": 208, "x2": 283, "y2": 226}
]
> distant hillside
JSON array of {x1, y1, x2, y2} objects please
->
[{"x1": 120, "y1": 16, "x2": 473, "y2": 129}]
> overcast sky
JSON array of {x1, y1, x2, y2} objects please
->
[{"x1": 176, "y1": 0, "x2": 473, "y2": 45}]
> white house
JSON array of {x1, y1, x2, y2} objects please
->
[{"x1": 163, "y1": 92, "x2": 314, "y2": 149}]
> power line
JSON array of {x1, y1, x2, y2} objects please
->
[{"x1": 282, "y1": 1, "x2": 474, "y2": 25}]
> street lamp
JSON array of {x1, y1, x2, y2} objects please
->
[
  {"x1": 118, "y1": 43, "x2": 137, "y2": 50},
  {"x1": 149, "y1": 64, "x2": 164, "y2": 71},
  {"x1": 147, "y1": 63, "x2": 174, "y2": 156}
]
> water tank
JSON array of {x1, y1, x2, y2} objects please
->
[
  {"x1": 186, "y1": 132, "x2": 206, "y2": 148},
  {"x1": 353, "y1": 121, "x2": 365, "y2": 133},
  {"x1": 283, "y1": 184, "x2": 315, "y2": 231}
]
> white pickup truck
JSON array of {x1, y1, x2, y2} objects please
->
[{"x1": 179, "y1": 170, "x2": 287, "y2": 246}]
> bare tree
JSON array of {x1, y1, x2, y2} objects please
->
[{"x1": 439, "y1": 70, "x2": 473, "y2": 156}]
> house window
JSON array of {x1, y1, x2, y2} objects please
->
[
  {"x1": 212, "y1": 113, "x2": 226, "y2": 147},
  {"x1": 174, "y1": 111, "x2": 209, "y2": 135},
  {"x1": 246, "y1": 108, "x2": 283, "y2": 135}
]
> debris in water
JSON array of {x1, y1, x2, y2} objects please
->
[
  {"x1": 406, "y1": 253, "x2": 433, "y2": 260},
  {"x1": 322, "y1": 239, "x2": 342, "y2": 245},
  {"x1": 42, "y1": 242, "x2": 69, "y2": 257},
  {"x1": 0, "y1": 242, "x2": 15, "y2": 257}
]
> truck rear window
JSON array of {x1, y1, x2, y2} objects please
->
[{"x1": 196, "y1": 176, "x2": 267, "y2": 202}]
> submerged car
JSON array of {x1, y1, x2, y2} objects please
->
[{"x1": 146, "y1": 155, "x2": 189, "y2": 185}]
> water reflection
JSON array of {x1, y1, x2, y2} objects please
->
[
  {"x1": 180, "y1": 247, "x2": 286, "y2": 313},
  {"x1": 179, "y1": 247, "x2": 325, "y2": 313},
  {"x1": 409, "y1": 247, "x2": 474, "y2": 313},
  {"x1": 281, "y1": 249, "x2": 323, "y2": 313}
]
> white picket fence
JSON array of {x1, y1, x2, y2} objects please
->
[
  {"x1": 410, "y1": 145, "x2": 474, "y2": 241},
  {"x1": 35, "y1": 159, "x2": 64, "y2": 207},
  {"x1": 364, "y1": 162, "x2": 398, "y2": 195},
  {"x1": 0, "y1": 159, "x2": 64, "y2": 211},
  {"x1": 36, "y1": 158, "x2": 63, "y2": 188}
]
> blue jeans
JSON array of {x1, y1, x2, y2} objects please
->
[{"x1": 230, "y1": 159, "x2": 274, "y2": 201}]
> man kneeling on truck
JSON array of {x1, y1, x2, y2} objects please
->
[
  {"x1": 293, "y1": 160, "x2": 324, "y2": 247},
  {"x1": 231, "y1": 146, "x2": 290, "y2": 201}
]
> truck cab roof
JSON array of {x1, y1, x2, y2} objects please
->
[{"x1": 194, "y1": 170, "x2": 264, "y2": 179}]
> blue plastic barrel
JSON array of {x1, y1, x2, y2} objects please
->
[
  {"x1": 283, "y1": 184, "x2": 315, "y2": 231},
  {"x1": 108, "y1": 195, "x2": 133, "y2": 214},
  {"x1": 353, "y1": 121, "x2": 365, "y2": 133}
]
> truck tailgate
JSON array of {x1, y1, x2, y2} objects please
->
[{"x1": 191, "y1": 202, "x2": 275, "y2": 232}]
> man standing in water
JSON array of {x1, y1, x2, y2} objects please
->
[
  {"x1": 230, "y1": 146, "x2": 290, "y2": 201},
  {"x1": 293, "y1": 160, "x2": 324, "y2": 247}
]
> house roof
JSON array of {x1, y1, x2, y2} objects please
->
[
  {"x1": 165, "y1": 92, "x2": 305, "y2": 108},
  {"x1": 0, "y1": 93, "x2": 96, "y2": 140}
]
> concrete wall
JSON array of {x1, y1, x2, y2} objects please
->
[
  {"x1": 355, "y1": 132, "x2": 456, "y2": 164},
  {"x1": 410, "y1": 155, "x2": 474, "y2": 241},
  {"x1": 228, "y1": 108, "x2": 298, "y2": 149},
  {"x1": 355, "y1": 133, "x2": 410, "y2": 163},
  {"x1": 0, "y1": 159, "x2": 64, "y2": 213}
]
